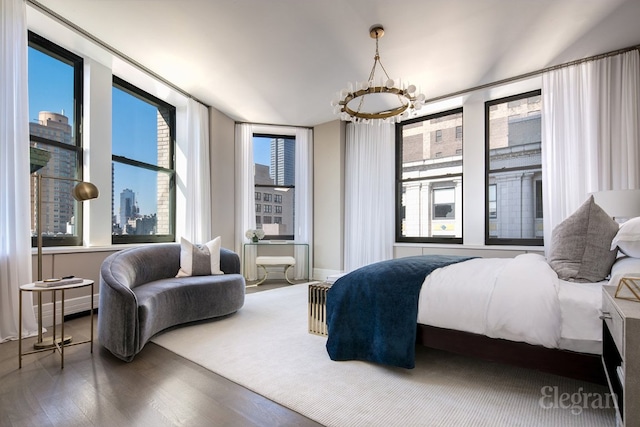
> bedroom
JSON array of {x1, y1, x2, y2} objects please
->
[{"x1": 1, "y1": 0, "x2": 640, "y2": 425}]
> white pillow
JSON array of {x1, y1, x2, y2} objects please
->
[
  {"x1": 611, "y1": 217, "x2": 640, "y2": 258},
  {"x1": 611, "y1": 256, "x2": 640, "y2": 277},
  {"x1": 176, "y1": 236, "x2": 224, "y2": 277}
]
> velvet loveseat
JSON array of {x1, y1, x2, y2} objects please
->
[{"x1": 98, "y1": 243, "x2": 245, "y2": 361}]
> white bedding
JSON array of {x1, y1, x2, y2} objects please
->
[{"x1": 417, "y1": 253, "x2": 604, "y2": 354}]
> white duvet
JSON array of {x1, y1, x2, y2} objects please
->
[{"x1": 417, "y1": 253, "x2": 568, "y2": 349}]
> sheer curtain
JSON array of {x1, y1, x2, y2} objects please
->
[
  {"x1": 294, "y1": 128, "x2": 313, "y2": 280},
  {"x1": 344, "y1": 123, "x2": 395, "y2": 271},
  {"x1": 542, "y1": 50, "x2": 640, "y2": 251},
  {"x1": 183, "y1": 98, "x2": 212, "y2": 242},
  {"x1": 235, "y1": 123, "x2": 257, "y2": 280},
  {"x1": 0, "y1": 0, "x2": 38, "y2": 342}
]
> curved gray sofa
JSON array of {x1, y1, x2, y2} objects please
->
[{"x1": 98, "y1": 243, "x2": 245, "y2": 362}]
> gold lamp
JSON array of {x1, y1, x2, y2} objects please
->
[
  {"x1": 331, "y1": 25, "x2": 426, "y2": 124},
  {"x1": 32, "y1": 173, "x2": 98, "y2": 349},
  {"x1": 34, "y1": 173, "x2": 99, "y2": 281}
]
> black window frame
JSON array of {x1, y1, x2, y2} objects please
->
[
  {"x1": 484, "y1": 89, "x2": 543, "y2": 246},
  {"x1": 395, "y1": 108, "x2": 464, "y2": 244},
  {"x1": 111, "y1": 76, "x2": 176, "y2": 244},
  {"x1": 29, "y1": 31, "x2": 84, "y2": 248}
]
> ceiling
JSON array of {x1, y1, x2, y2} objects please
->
[{"x1": 34, "y1": 0, "x2": 640, "y2": 128}]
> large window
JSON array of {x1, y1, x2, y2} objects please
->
[
  {"x1": 253, "y1": 134, "x2": 295, "y2": 240},
  {"x1": 111, "y1": 77, "x2": 176, "y2": 243},
  {"x1": 486, "y1": 90, "x2": 543, "y2": 245},
  {"x1": 28, "y1": 32, "x2": 84, "y2": 247},
  {"x1": 396, "y1": 109, "x2": 463, "y2": 243}
]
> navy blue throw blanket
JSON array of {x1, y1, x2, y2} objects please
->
[{"x1": 326, "y1": 255, "x2": 474, "y2": 369}]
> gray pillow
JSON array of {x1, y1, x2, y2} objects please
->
[{"x1": 548, "y1": 195, "x2": 619, "y2": 282}]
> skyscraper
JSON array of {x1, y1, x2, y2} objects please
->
[{"x1": 270, "y1": 138, "x2": 295, "y2": 186}]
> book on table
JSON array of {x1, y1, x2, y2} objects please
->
[{"x1": 34, "y1": 277, "x2": 84, "y2": 287}]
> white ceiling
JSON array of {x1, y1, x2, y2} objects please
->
[{"x1": 34, "y1": 0, "x2": 640, "y2": 127}]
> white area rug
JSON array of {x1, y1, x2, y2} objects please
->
[{"x1": 151, "y1": 284, "x2": 615, "y2": 427}]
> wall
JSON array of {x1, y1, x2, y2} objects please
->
[{"x1": 312, "y1": 120, "x2": 345, "y2": 279}]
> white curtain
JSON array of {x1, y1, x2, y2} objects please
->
[
  {"x1": 542, "y1": 50, "x2": 640, "y2": 252},
  {"x1": 294, "y1": 128, "x2": 313, "y2": 280},
  {"x1": 184, "y1": 98, "x2": 211, "y2": 243},
  {"x1": 235, "y1": 123, "x2": 257, "y2": 280},
  {"x1": 0, "y1": 0, "x2": 38, "y2": 342},
  {"x1": 344, "y1": 123, "x2": 395, "y2": 271}
]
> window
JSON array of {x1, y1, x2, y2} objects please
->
[
  {"x1": 111, "y1": 77, "x2": 176, "y2": 243},
  {"x1": 488, "y1": 184, "x2": 497, "y2": 219},
  {"x1": 396, "y1": 108, "x2": 463, "y2": 243},
  {"x1": 486, "y1": 90, "x2": 542, "y2": 245},
  {"x1": 28, "y1": 32, "x2": 84, "y2": 247},
  {"x1": 455, "y1": 125, "x2": 463, "y2": 140},
  {"x1": 253, "y1": 134, "x2": 295, "y2": 240},
  {"x1": 255, "y1": 192, "x2": 261, "y2": 201},
  {"x1": 256, "y1": 204, "x2": 261, "y2": 213},
  {"x1": 433, "y1": 188, "x2": 455, "y2": 219}
]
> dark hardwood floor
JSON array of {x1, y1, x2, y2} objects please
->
[{"x1": 0, "y1": 282, "x2": 321, "y2": 427}]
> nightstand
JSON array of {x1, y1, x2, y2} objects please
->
[{"x1": 602, "y1": 285, "x2": 640, "y2": 426}]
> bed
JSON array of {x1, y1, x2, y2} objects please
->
[{"x1": 326, "y1": 197, "x2": 640, "y2": 385}]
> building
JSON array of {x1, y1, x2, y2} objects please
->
[{"x1": 29, "y1": 111, "x2": 76, "y2": 236}]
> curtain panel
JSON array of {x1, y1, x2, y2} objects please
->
[
  {"x1": 541, "y1": 50, "x2": 640, "y2": 252},
  {"x1": 344, "y1": 123, "x2": 395, "y2": 272},
  {"x1": 0, "y1": 0, "x2": 38, "y2": 342},
  {"x1": 235, "y1": 123, "x2": 258, "y2": 280},
  {"x1": 183, "y1": 98, "x2": 212, "y2": 243}
]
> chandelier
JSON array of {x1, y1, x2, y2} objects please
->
[{"x1": 331, "y1": 25, "x2": 426, "y2": 124}]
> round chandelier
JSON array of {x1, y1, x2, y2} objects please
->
[{"x1": 331, "y1": 25, "x2": 426, "y2": 124}]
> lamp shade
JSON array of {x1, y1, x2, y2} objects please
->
[
  {"x1": 72, "y1": 181, "x2": 99, "y2": 201},
  {"x1": 591, "y1": 190, "x2": 640, "y2": 220}
]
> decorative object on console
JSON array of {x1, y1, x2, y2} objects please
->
[
  {"x1": 331, "y1": 25, "x2": 426, "y2": 124},
  {"x1": 615, "y1": 277, "x2": 640, "y2": 302},
  {"x1": 548, "y1": 195, "x2": 619, "y2": 282},
  {"x1": 245, "y1": 228, "x2": 265, "y2": 243}
]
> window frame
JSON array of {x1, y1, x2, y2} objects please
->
[
  {"x1": 111, "y1": 76, "x2": 176, "y2": 244},
  {"x1": 253, "y1": 133, "x2": 296, "y2": 241},
  {"x1": 28, "y1": 31, "x2": 84, "y2": 248},
  {"x1": 395, "y1": 108, "x2": 464, "y2": 244},
  {"x1": 484, "y1": 89, "x2": 543, "y2": 246}
]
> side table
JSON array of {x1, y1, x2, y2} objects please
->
[
  {"x1": 308, "y1": 282, "x2": 332, "y2": 336},
  {"x1": 19, "y1": 279, "x2": 94, "y2": 369}
]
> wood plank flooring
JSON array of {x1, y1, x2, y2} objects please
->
[{"x1": 0, "y1": 282, "x2": 321, "y2": 426}]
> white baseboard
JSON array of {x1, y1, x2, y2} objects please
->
[
  {"x1": 313, "y1": 268, "x2": 344, "y2": 282},
  {"x1": 32, "y1": 293, "x2": 97, "y2": 328}
]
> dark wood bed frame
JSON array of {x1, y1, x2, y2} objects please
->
[{"x1": 417, "y1": 324, "x2": 606, "y2": 385}]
